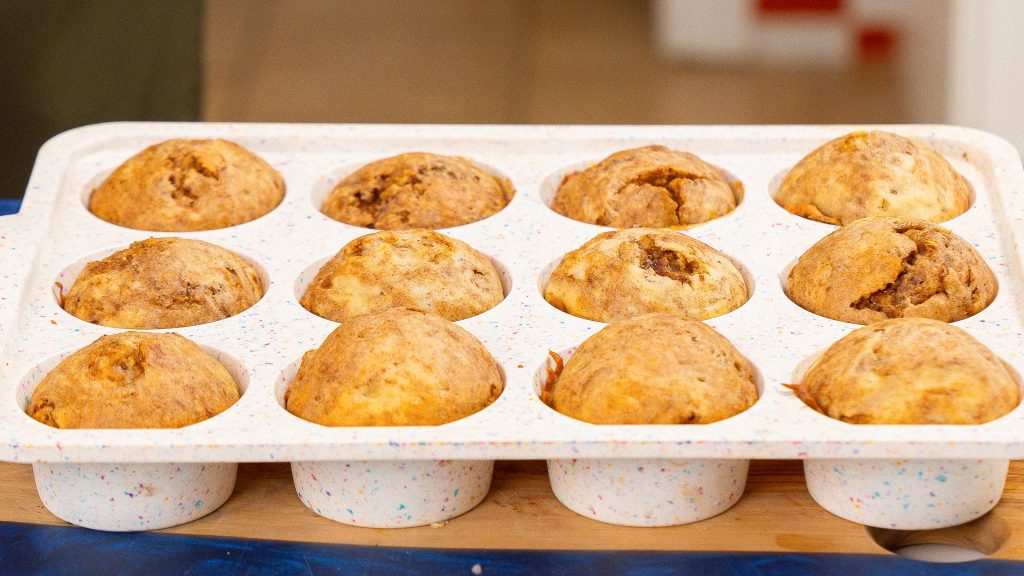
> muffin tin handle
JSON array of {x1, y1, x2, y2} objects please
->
[{"x1": 0, "y1": 213, "x2": 44, "y2": 354}]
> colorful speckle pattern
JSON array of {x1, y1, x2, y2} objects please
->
[
  {"x1": 0, "y1": 124, "x2": 1022, "y2": 531},
  {"x1": 33, "y1": 462, "x2": 236, "y2": 531},
  {"x1": 805, "y1": 458, "x2": 1008, "y2": 530},
  {"x1": 548, "y1": 458, "x2": 748, "y2": 526},
  {"x1": 292, "y1": 460, "x2": 492, "y2": 528}
]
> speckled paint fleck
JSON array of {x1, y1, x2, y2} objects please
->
[
  {"x1": 0, "y1": 124, "x2": 1021, "y2": 532},
  {"x1": 292, "y1": 460, "x2": 492, "y2": 528}
]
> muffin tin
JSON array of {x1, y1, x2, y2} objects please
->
[{"x1": 1, "y1": 123, "x2": 1023, "y2": 531}]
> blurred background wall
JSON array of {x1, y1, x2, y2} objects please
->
[
  {"x1": 0, "y1": 0, "x2": 202, "y2": 199},
  {"x1": 1, "y1": 0, "x2": 1020, "y2": 198},
  {"x1": 201, "y1": 0, "x2": 906, "y2": 124}
]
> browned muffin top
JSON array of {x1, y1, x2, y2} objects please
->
[
  {"x1": 792, "y1": 318, "x2": 1018, "y2": 425},
  {"x1": 548, "y1": 314, "x2": 757, "y2": 425},
  {"x1": 544, "y1": 228, "x2": 747, "y2": 322},
  {"x1": 89, "y1": 139, "x2": 285, "y2": 231},
  {"x1": 302, "y1": 229, "x2": 503, "y2": 322},
  {"x1": 28, "y1": 332, "x2": 240, "y2": 429},
  {"x1": 321, "y1": 152, "x2": 513, "y2": 229},
  {"x1": 776, "y1": 131, "x2": 970, "y2": 225},
  {"x1": 63, "y1": 237, "x2": 264, "y2": 329},
  {"x1": 786, "y1": 217, "x2": 996, "y2": 324},
  {"x1": 286, "y1": 308, "x2": 503, "y2": 426},
  {"x1": 551, "y1": 145, "x2": 740, "y2": 228}
]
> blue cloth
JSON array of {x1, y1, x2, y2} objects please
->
[
  {"x1": 0, "y1": 522, "x2": 1022, "y2": 576},
  {"x1": 0, "y1": 199, "x2": 21, "y2": 216}
]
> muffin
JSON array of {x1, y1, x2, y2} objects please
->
[
  {"x1": 551, "y1": 145, "x2": 740, "y2": 228},
  {"x1": 89, "y1": 139, "x2": 285, "y2": 231},
  {"x1": 286, "y1": 308, "x2": 503, "y2": 426},
  {"x1": 28, "y1": 332, "x2": 240, "y2": 429},
  {"x1": 786, "y1": 217, "x2": 996, "y2": 324},
  {"x1": 547, "y1": 314, "x2": 757, "y2": 424},
  {"x1": 544, "y1": 228, "x2": 747, "y2": 323},
  {"x1": 301, "y1": 229, "x2": 503, "y2": 322},
  {"x1": 321, "y1": 152, "x2": 513, "y2": 229},
  {"x1": 791, "y1": 318, "x2": 1018, "y2": 424},
  {"x1": 776, "y1": 131, "x2": 971, "y2": 225},
  {"x1": 61, "y1": 237, "x2": 264, "y2": 329}
]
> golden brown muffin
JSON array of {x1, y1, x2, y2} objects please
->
[
  {"x1": 548, "y1": 314, "x2": 757, "y2": 424},
  {"x1": 301, "y1": 229, "x2": 503, "y2": 322},
  {"x1": 776, "y1": 131, "x2": 971, "y2": 225},
  {"x1": 544, "y1": 228, "x2": 747, "y2": 323},
  {"x1": 89, "y1": 139, "x2": 285, "y2": 231},
  {"x1": 321, "y1": 152, "x2": 513, "y2": 229},
  {"x1": 786, "y1": 217, "x2": 996, "y2": 324},
  {"x1": 551, "y1": 145, "x2": 740, "y2": 228},
  {"x1": 791, "y1": 318, "x2": 1018, "y2": 424},
  {"x1": 62, "y1": 237, "x2": 264, "y2": 329},
  {"x1": 28, "y1": 332, "x2": 240, "y2": 429},
  {"x1": 286, "y1": 308, "x2": 503, "y2": 426}
]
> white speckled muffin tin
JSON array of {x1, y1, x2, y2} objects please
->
[{"x1": 1, "y1": 123, "x2": 1023, "y2": 531}]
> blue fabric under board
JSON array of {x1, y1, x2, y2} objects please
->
[
  {"x1": 0, "y1": 522, "x2": 1022, "y2": 576},
  {"x1": 0, "y1": 199, "x2": 21, "y2": 216}
]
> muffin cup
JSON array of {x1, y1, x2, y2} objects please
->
[
  {"x1": 548, "y1": 457, "x2": 749, "y2": 527},
  {"x1": 33, "y1": 461, "x2": 237, "y2": 531},
  {"x1": 805, "y1": 458, "x2": 1008, "y2": 530},
  {"x1": 291, "y1": 459, "x2": 493, "y2": 528}
]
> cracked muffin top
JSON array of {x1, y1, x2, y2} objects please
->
[
  {"x1": 28, "y1": 332, "x2": 240, "y2": 429},
  {"x1": 543, "y1": 228, "x2": 747, "y2": 323},
  {"x1": 321, "y1": 152, "x2": 513, "y2": 230},
  {"x1": 89, "y1": 139, "x2": 285, "y2": 231},
  {"x1": 62, "y1": 237, "x2": 264, "y2": 329},
  {"x1": 286, "y1": 308, "x2": 503, "y2": 426},
  {"x1": 786, "y1": 217, "x2": 996, "y2": 324},
  {"x1": 551, "y1": 145, "x2": 740, "y2": 228},
  {"x1": 546, "y1": 314, "x2": 757, "y2": 424},
  {"x1": 301, "y1": 229, "x2": 503, "y2": 323},
  {"x1": 776, "y1": 131, "x2": 971, "y2": 225},
  {"x1": 791, "y1": 318, "x2": 1018, "y2": 424}
]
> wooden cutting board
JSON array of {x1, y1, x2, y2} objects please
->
[{"x1": 0, "y1": 460, "x2": 1019, "y2": 558}]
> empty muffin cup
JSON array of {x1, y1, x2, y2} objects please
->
[{"x1": 291, "y1": 459, "x2": 493, "y2": 528}]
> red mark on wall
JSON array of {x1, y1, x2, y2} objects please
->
[{"x1": 857, "y1": 26, "x2": 897, "y2": 61}]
